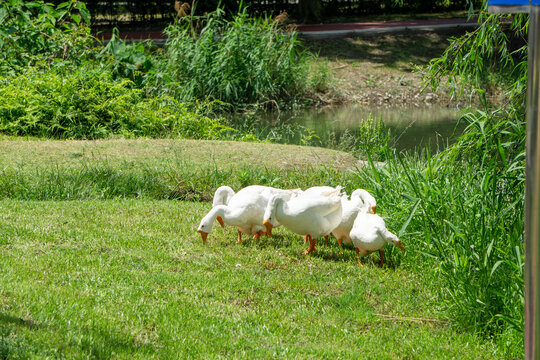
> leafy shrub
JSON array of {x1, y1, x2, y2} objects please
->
[
  {"x1": 0, "y1": 0, "x2": 93, "y2": 71},
  {"x1": 0, "y1": 67, "x2": 234, "y2": 139},
  {"x1": 98, "y1": 29, "x2": 156, "y2": 88},
  {"x1": 155, "y1": 7, "x2": 310, "y2": 107}
]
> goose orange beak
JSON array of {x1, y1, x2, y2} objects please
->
[
  {"x1": 197, "y1": 230, "x2": 208, "y2": 243},
  {"x1": 396, "y1": 239, "x2": 405, "y2": 251},
  {"x1": 216, "y1": 216, "x2": 225, "y2": 228},
  {"x1": 371, "y1": 205, "x2": 377, "y2": 214},
  {"x1": 263, "y1": 220, "x2": 273, "y2": 237}
]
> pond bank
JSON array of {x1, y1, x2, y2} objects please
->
[{"x1": 302, "y1": 29, "x2": 504, "y2": 108}]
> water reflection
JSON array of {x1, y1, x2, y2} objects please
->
[{"x1": 231, "y1": 104, "x2": 464, "y2": 153}]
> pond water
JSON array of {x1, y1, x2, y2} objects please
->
[{"x1": 231, "y1": 104, "x2": 465, "y2": 154}]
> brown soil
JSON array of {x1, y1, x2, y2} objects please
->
[{"x1": 303, "y1": 30, "x2": 505, "y2": 108}]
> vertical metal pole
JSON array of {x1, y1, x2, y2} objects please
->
[{"x1": 526, "y1": 5, "x2": 540, "y2": 359}]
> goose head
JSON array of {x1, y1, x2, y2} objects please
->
[
  {"x1": 197, "y1": 206, "x2": 225, "y2": 243},
  {"x1": 262, "y1": 194, "x2": 283, "y2": 236},
  {"x1": 385, "y1": 230, "x2": 405, "y2": 251}
]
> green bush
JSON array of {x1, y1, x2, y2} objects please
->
[
  {"x1": 98, "y1": 28, "x2": 156, "y2": 88},
  {"x1": 155, "y1": 7, "x2": 309, "y2": 107},
  {"x1": 0, "y1": 0, "x2": 93, "y2": 71},
  {"x1": 0, "y1": 67, "x2": 234, "y2": 139}
]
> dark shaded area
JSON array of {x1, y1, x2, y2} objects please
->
[
  {"x1": 75, "y1": 325, "x2": 157, "y2": 359},
  {"x1": 0, "y1": 313, "x2": 40, "y2": 329},
  {"x1": 302, "y1": 29, "x2": 467, "y2": 70},
  {"x1": 45, "y1": 0, "x2": 480, "y2": 27},
  {"x1": 0, "y1": 312, "x2": 157, "y2": 358}
]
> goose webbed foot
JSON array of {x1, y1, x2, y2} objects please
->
[
  {"x1": 252, "y1": 230, "x2": 264, "y2": 242},
  {"x1": 303, "y1": 235, "x2": 316, "y2": 255}
]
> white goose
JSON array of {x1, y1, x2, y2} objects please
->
[
  {"x1": 300, "y1": 186, "x2": 344, "y2": 245},
  {"x1": 302, "y1": 186, "x2": 337, "y2": 197},
  {"x1": 198, "y1": 185, "x2": 298, "y2": 243},
  {"x1": 212, "y1": 186, "x2": 236, "y2": 207},
  {"x1": 263, "y1": 186, "x2": 343, "y2": 254},
  {"x1": 332, "y1": 189, "x2": 377, "y2": 250},
  {"x1": 349, "y1": 212, "x2": 405, "y2": 266},
  {"x1": 211, "y1": 186, "x2": 236, "y2": 228}
]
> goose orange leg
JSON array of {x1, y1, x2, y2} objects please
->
[
  {"x1": 379, "y1": 249, "x2": 384, "y2": 267},
  {"x1": 303, "y1": 235, "x2": 316, "y2": 254},
  {"x1": 304, "y1": 235, "x2": 308, "y2": 244},
  {"x1": 337, "y1": 238, "x2": 343, "y2": 254},
  {"x1": 324, "y1": 235, "x2": 328, "y2": 246},
  {"x1": 237, "y1": 230, "x2": 242, "y2": 244},
  {"x1": 355, "y1": 248, "x2": 363, "y2": 266}
]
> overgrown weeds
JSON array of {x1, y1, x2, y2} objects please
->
[
  {"x1": 0, "y1": 0, "x2": 93, "y2": 72},
  {"x1": 154, "y1": 7, "x2": 310, "y2": 108},
  {"x1": 356, "y1": 103, "x2": 524, "y2": 356}
]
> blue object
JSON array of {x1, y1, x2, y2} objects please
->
[{"x1": 488, "y1": 0, "x2": 529, "y2": 4}]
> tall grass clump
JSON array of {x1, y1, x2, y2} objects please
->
[
  {"x1": 355, "y1": 102, "x2": 524, "y2": 356},
  {"x1": 155, "y1": 7, "x2": 309, "y2": 108},
  {"x1": 374, "y1": 6, "x2": 528, "y2": 354},
  {"x1": 0, "y1": 160, "x2": 354, "y2": 201}
]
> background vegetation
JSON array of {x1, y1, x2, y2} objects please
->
[
  {"x1": 45, "y1": 0, "x2": 482, "y2": 26},
  {"x1": 155, "y1": 8, "x2": 309, "y2": 108}
]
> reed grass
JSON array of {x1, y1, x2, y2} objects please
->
[
  {"x1": 156, "y1": 7, "x2": 309, "y2": 107},
  {"x1": 355, "y1": 105, "x2": 524, "y2": 355}
]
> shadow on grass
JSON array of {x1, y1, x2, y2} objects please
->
[
  {"x1": 0, "y1": 313, "x2": 40, "y2": 329},
  {"x1": 303, "y1": 29, "x2": 467, "y2": 70},
  {"x1": 222, "y1": 231, "x2": 402, "y2": 269},
  {"x1": 306, "y1": 240, "x2": 402, "y2": 269},
  {"x1": 0, "y1": 313, "x2": 157, "y2": 358},
  {"x1": 76, "y1": 325, "x2": 158, "y2": 359}
]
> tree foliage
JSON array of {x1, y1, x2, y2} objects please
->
[{"x1": 0, "y1": 0, "x2": 93, "y2": 71}]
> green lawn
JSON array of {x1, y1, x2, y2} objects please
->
[
  {"x1": 0, "y1": 138, "x2": 358, "y2": 201},
  {"x1": 1, "y1": 199, "x2": 500, "y2": 359},
  {"x1": 0, "y1": 139, "x2": 505, "y2": 358}
]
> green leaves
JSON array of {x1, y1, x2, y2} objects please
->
[
  {"x1": 0, "y1": 67, "x2": 232, "y2": 140},
  {"x1": 0, "y1": 0, "x2": 93, "y2": 71}
]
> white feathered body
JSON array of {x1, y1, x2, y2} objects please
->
[
  {"x1": 332, "y1": 189, "x2": 376, "y2": 245},
  {"x1": 350, "y1": 212, "x2": 399, "y2": 254},
  {"x1": 265, "y1": 186, "x2": 343, "y2": 239},
  {"x1": 199, "y1": 185, "x2": 298, "y2": 236}
]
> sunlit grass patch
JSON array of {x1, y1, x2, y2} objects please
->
[{"x1": 0, "y1": 199, "x2": 502, "y2": 359}]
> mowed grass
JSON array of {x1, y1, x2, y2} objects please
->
[
  {"x1": 0, "y1": 199, "x2": 502, "y2": 359},
  {"x1": 0, "y1": 138, "x2": 508, "y2": 358},
  {"x1": 0, "y1": 138, "x2": 360, "y2": 201},
  {"x1": 0, "y1": 138, "x2": 357, "y2": 171}
]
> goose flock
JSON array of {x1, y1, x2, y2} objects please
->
[{"x1": 197, "y1": 185, "x2": 405, "y2": 266}]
